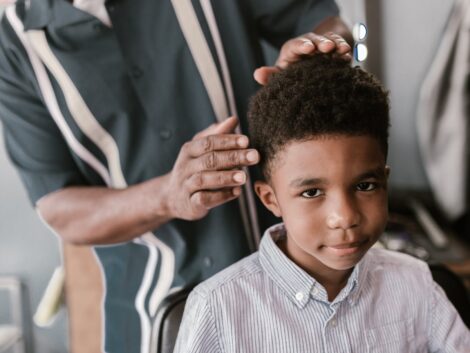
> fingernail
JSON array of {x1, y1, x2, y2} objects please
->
[
  {"x1": 233, "y1": 172, "x2": 245, "y2": 183},
  {"x1": 302, "y1": 40, "x2": 314, "y2": 47},
  {"x1": 232, "y1": 187, "x2": 241, "y2": 196},
  {"x1": 246, "y1": 150, "x2": 258, "y2": 162},
  {"x1": 237, "y1": 136, "x2": 249, "y2": 147},
  {"x1": 321, "y1": 39, "x2": 334, "y2": 44}
]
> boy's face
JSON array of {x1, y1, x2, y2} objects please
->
[{"x1": 255, "y1": 135, "x2": 389, "y2": 275}]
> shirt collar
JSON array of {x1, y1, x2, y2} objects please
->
[
  {"x1": 23, "y1": 0, "x2": 97, "y2": 31},
  {"x1": 259, "y1": 223, "x2": 368, "y2": 309},
  {"x1": 22, "y1": 0, "x2": 53, "y2": 30}
]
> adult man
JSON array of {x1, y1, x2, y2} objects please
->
[{"x1": 0, "y1": 0, "x2": 352, "y2": 352}]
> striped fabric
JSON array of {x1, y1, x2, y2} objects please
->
[{"x1": 174, "y1": 223, "x2": 470, "y2": 353}]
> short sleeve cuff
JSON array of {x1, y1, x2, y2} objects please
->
[{"x1": 295, "y1": 0, "x2": 340, "y2": 36}]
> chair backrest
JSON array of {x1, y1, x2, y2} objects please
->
[{"x1": 150, "y1": 288, "x2": 192, "y2": 353}]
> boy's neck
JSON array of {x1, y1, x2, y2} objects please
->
[{"x1": 278, "y1": 238, "x2": 354, "y2": 302}]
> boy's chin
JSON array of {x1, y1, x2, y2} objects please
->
[{"x1": 320, "y1": 251, "x2": 368, "y2": 271}]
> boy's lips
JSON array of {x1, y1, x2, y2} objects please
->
[{"x1": 324, "y1": 239, "x2": 368, "y2": 256}]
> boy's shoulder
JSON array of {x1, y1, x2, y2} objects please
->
[
  {"x1": 192, "y1": 252, "x2": 263, "y2": 300},
  {"x1": 367, "y1": 246, "x2": 428, "y2": 268},
  {"x1": 365, "y1": 247, "x2": 432, "y2": 283}
]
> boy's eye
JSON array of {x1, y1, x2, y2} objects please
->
[
  {"x1": 301, "y1": 189, "x2": 322, "y2": 198},
  {"x1": 356, "y1": 182, "x2": 377, "y2": 191}
]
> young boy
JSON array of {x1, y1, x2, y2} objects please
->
[{"x1": 173, "y1": 55, "x2": 470, "y2": 353}]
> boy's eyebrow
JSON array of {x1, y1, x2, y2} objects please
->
[
  {"x1": 289, "y1": 177, "x2": 326, "y2": 188},
  {"x1": 354, "y1": 167, "x2": 387, "y2": 181},
  {"x1": 289, "y1": 167, "x2": 386, "y2": 188}
]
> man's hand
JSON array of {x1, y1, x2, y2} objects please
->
[
  {"x1": 162, "y1": 116, "x2": 259, "y2": 221},
  {"x1": 254, "y1": 16, "x2": 353, "y2": 85},
  {"x1": 38, "y1": 116, "x2": 259, "y2": 245}
]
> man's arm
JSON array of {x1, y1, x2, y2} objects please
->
[
  {"x1": 37, "y1": 116, "x2": 259, "y2": 245},
  {"x1": 254, "y1": 15, "x2": 353, "y2": 85}
]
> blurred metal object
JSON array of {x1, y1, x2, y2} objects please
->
[
  {"x1": 352, "y1": 22, "x2": 368, "y2": 41},
  {"x1": 381, "y1": 231, "x2": 430, "y2": 260},
  {"x1": 0, "y1": 277, "x2": 27, "y2": 353},
  {"x1": 354, "y1": 43, "x2": 368, "y2": 62},
  {"x1": 410, "y1": 198, "x2": 449, "y2": 249}
]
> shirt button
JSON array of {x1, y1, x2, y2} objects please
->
[
  {"x1": 203, "y1": 257, "x2": 213, "y2": 267},
  {"x1": 295, "y1": 292, "x2": 304, "y2": 302},
  {"x1": 131, "y1": 66, "x2": 143, "y2": 79},
  {"x1": 159, "y1": 129, "x2": 172, "y2": 140},
  {"x1": 93, "y1": 23, "x2": 105, "y2": 33},
  {"x1": 330, "y1": 319, "x2": 337, "y2": 327},
  {"x1": 311, "y1": 287, "x2": 319, "y2": 296}
]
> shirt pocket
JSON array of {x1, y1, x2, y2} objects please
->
[{"x1": 365, "y1": 318, "x2": 413, "y2": 353}]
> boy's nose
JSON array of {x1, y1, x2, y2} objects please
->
[{"x1": 326, "y1": 196, "x2": 361, "y2": 230}]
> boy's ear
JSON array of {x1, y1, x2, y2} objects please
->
[
  {"x1": 385, "y1": 165, "x2": 391, "y2": 178},
  {"x1": 254, "y1": 181, "x2": 282, "y2": 218}
]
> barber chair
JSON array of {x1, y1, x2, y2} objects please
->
[{"x1": 150, "y1": 288, "x2": 192, "y2": 353}]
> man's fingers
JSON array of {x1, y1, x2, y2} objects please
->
[
  {"x1": 185, "y1": 134, "x2": 249, "y2": 158},
  {"x1": 253, "y1": 66, "x2": 281, "y2": 85},
  {"x1": 193, "y1": 116, "x2": 239, "y2": 140},
  {"x1": 195, "y1": 149, "x2": 259, "y2": 171},
  {"x1": 190, "y1": 187, "x2": 242, "y2": 211},
  {"x1": 302, "y1": 32, "x2": 337, "y2": 53},
  {"x1": 322, "y1": 32, "x2": 352, "y2": 55},
  {"x1": 275, "y1": 32, "x2": 352, "y2": 70},
  {"x1": 275, "y1": 37, "x2": 318, "y2": 69},
  {"x1": 187, "y1": 170, "x2": 246, "y2": 193}
]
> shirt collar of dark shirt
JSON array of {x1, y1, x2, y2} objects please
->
[{"x1": 21, "y1": 0, "x2": 94, "y2": 30}]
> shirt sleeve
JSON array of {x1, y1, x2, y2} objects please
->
[
  {"x1": 0, "y1": 15, "x2": 89, "y2": 206},
  {"x1": 248, "y1": 0, "x2": 340, "y2": 48},
  {"x1": 173, "y1": 290, "x2": 222, "y2": 353},
  {"x1": 427, "y1": 275, "x2": 470, "y2": 352}
]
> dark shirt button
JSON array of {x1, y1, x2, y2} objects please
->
[
  {"x1": 159, "y1": 129, "x2": 172, "y2": 140},
  {"x1": 203, "y1": 257, "x2": 213, "y2": 267},
  {"x1": 131, "y1": 66, "x2": 143, "y2": 79},
  {"x1": 93, "y1": 23, "x2": 105, "y2": 33},
  {"x1": 107, "y1": 4, "x2": 115, "y2": 12}
]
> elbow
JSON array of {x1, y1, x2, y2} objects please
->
[{"x1": 36, "y1": 193, "x2": 91, "y2": 245}]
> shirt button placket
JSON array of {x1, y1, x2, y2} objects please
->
[
  {"x1": 159, "y1": 129, "x2": 172, "y2": 140},
  {"x1": 131, "y1": 65, "x2": 143, "y2": 79}
]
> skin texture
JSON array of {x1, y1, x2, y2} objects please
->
[
  {"x1": 38, "y1": 17, "x2": 353, "y2": 245},
  {"x1": 255, "y1": 135, "x2": 389, "y2": 301}
]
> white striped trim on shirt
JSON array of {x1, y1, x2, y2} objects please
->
[{"x1": 5, "y1": 7, "x2": 175, "y2": 353}]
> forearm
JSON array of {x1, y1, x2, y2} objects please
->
[
  {"x1": 37, "y1": 174, "x2": 172, "y2": 245},
  {"x1": 313, "y1": 16, "x2": 354, "y2": 47}
]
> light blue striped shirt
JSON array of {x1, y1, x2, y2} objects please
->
[{"x1": 174, "y1": 223, "x2": 470, "y2": 353}]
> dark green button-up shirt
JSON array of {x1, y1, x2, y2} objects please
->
[{"x1": 0, "y1": 1, "x2": 339, "y2": 352}]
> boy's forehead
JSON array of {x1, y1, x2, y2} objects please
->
[{"x1": 270, "y1": 134, "x2": 387, "y2": 181}]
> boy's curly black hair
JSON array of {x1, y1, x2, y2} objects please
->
[{"x1": 248, "y1": 54, "x2": 390, "y2": 180}]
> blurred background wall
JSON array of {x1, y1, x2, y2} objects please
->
[
  {"x1": 0, "y1": 7, "x2": 68, "y2": 353},
  {"x1": 0, "y1": 1, "x2": 458, "y2": 352}
]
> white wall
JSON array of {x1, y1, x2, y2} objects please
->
[
  {"x1": 337, "y1": 0, "x2": 456, "y2": 189},
  {"x1": 379, "y1": 0, "x2": 455, "y2": 188}
]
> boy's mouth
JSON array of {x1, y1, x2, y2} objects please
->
[{"x1": 323, "y1": 239, "x2": 368, "y2": 256}]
